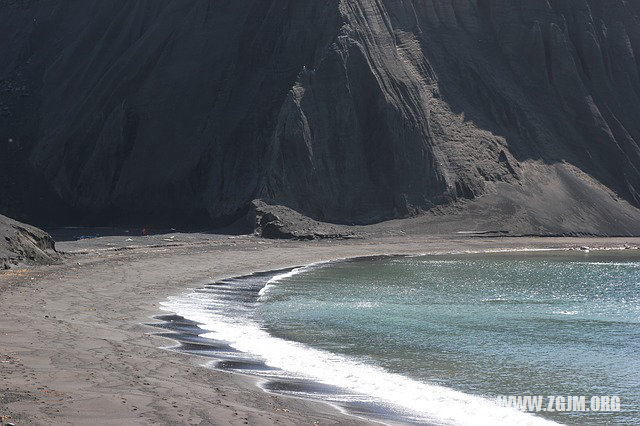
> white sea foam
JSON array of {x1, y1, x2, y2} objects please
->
[
  {"x1": 574, "y1": 262, "x2": 640, "y2": 266},
  {"x1": 161, "y1": 281, "x2": 559, "y2": 426},
  {"x1": 257, "y1": 260, "x2": 336, "y2": 300},
  {"x1": 257, "y1": 267, "x2": 307, "y2": 299},
  {"x1": 352, "y1": 301, "x2": 378, "y2": 309}
]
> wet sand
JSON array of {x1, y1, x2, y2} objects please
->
[{"x1": 2, "y1": 233, "x2": 640, "y2": 425}]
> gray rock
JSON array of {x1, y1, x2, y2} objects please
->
[
  {"x1": 0, "y1": 214, "x2": 59, "y2": 268},
  {"x1": 248, "y1": 200, "x2": 356, "y2": 240}
]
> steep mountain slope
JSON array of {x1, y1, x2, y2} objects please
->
[{"x1": 1, "y1": 0, "x2": 640, "y2": 234}]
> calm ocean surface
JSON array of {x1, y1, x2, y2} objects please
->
[{"x1": 162, "y1": 251, "x2": 640, "y2": 425}]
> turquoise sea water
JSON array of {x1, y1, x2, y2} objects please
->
[{"x1": 163, "y1": 250, "x2": 640, "y2": 425}]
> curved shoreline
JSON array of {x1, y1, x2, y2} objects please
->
[
  {"x1": 151, "y1": 263, "x2": 398, "y2": 424},
  {"x1": 2, "y1": 233, "x2": 640, "y2": 425},
  {"x1": 153, "y1": 253, "x2": 557, "y2": 426},
  {"x1": 153, "y1": 247, "x2": 629, "y2": 425}
]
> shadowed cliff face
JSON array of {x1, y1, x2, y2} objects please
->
[{"x1": 1, "y1": 0, "x2": 640, "y2": 234}]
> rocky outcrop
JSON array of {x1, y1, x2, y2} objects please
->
[
  {"x1": 0, "y1": 214, "x2": 58, "y2": 269},
  {"x1": 247, "y1": 200, "x2": 356, "y2": 240},
  {"x1": 1, "y1": 1, "x2": 640, "y2": 234}
]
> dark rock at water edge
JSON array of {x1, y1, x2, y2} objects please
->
[{"x1": 1, "y1": 1, "x2": 640, "y2": 235}]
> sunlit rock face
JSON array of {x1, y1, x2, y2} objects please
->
[
  {"x1": 0, "y1": 213, "x2": 58, "y2": 268},
  {"x1": 1, "y1": 0, "x2": 640, "y2": 233}
]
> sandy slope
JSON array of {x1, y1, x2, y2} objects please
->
[
  {"x1": 1, "y1": 233, "x2": 640, "y2": 425},
  {"x1": 0, "y1": 214, "x2": 58, "y2": 270}
]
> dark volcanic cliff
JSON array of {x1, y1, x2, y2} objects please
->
[{"x1": 1, "y1": 0, "x2": 640, "y2": 234}]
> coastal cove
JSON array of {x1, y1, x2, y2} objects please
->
[
  {"x1": 1, "y1": 234, "x2": 640, "y2": 425},
  {"x1": 2, "y1": 2, "x2": 640, "y2": 425},
  {"x1": 157, "y1": 251, "x2": 639, "y2": 425}
]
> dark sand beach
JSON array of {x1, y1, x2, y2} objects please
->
[
  {"x1": 2, "y1": 1, "x2": 640, "y2": 424},
  {"x1": 2, "y1": 233, "x2": 640, "y2": 425}
]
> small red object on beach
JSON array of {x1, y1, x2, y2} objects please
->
[{"x1": 142, "y1": 228, "x2": 148, "y2": 236}]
